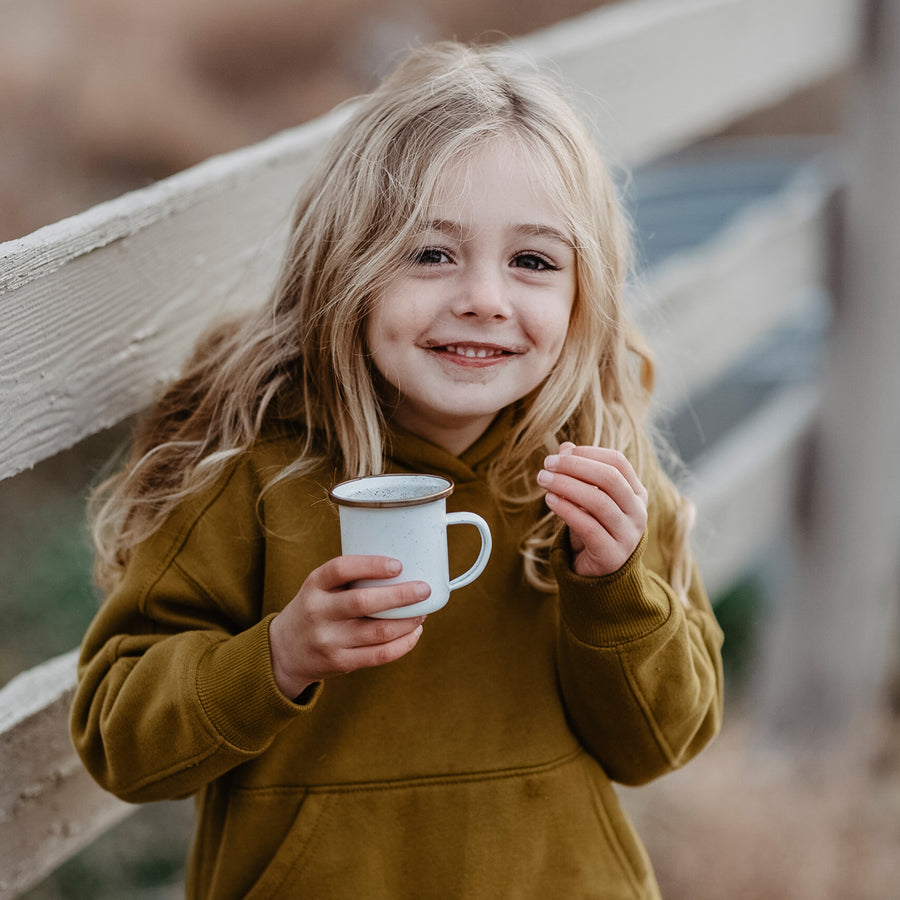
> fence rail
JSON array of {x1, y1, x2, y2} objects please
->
[{"x1": 0, "y1": 0, "x2": 864, "y2": 896}]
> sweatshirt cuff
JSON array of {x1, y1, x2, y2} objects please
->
[
  {"x1": 195, "y1": 614, "x2": 322, "y2": 752},
  {"x1": 550, "y1": 528, "x2": 673, "y2": 646}
]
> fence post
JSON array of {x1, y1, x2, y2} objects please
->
[{"x1": 754, "y1": 0, "x2": 900, "y2": 749}]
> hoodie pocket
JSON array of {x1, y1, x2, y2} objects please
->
[
  {"x1": 582, "y1": 760, "x2": 655, "y2": 894},
  {"x1": 243, "y1": 789, "x2": 333, "y2": 899},
  {"x1": 203, "y1": 786, "x2": 330, "y2": 900},
  {"x1": 217, "y1": 751, "x2": 657, "y2": 900}
]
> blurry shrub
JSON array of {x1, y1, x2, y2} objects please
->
[
  {"x1": 0, "y1": 424, "x2": 129, "y2": 685},
  {"x1": 714, "y1": 575, "x2": 764, "y2": 699}
]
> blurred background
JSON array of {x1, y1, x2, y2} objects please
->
[
  {"x1": 2, "y1": 1, "x2": 898, "y2": 898},
  {"x1": 0, "y1": 0, "x2": 615, "y2": 244}
]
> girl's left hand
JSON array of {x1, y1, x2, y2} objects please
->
[{"x1": 537, "y1": 442, "x2": 648, "y2": 577}]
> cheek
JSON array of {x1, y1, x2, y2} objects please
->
[
  {"x1": 535, "y1": 303, "x2": 574, "y2": 360},
  {"x1": 367, "y1": 289, "x2": 419, "y2": 344},
  {"x1": 362, "y1": 317, "x2": 377, "y2": 362},
  {"x1": 365, "y1": 310, "x2": 412, "y2": 386},
  {"x1": 364, "y1": 313, "x2": 389, "y2": 371}
]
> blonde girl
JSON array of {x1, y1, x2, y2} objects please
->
[{"x1": 73, "y1": 41, "x2": 723, "y2": 899}]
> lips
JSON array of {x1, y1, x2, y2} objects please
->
[{"x1": 424, "y1": 343, "x2": 520, "y2": 368}]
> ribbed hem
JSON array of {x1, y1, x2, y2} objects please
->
[
  {"x1": 550, "y1": 529, "x2": 673, "y2": 647},
  {"x1": 194, "y1": 614, "x2": 322, "y2": 752}
]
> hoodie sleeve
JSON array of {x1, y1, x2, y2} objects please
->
[
  {"x1": 70, "y1": 458, "x2": 322, "y2": 804},
  {"x1": 551, "y1": 489, "x2": 724, "y2": 786}
]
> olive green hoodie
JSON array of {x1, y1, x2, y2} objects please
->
[{"x1": 71, "y1": 413, "x2": 723, "y2": 898}]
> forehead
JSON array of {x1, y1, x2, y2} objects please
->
[{"x1": 425, "y1": 140, "x2": 571, "y2": 237}]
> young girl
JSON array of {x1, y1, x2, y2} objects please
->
[{"x1": 71, "y1": 41, "x2": 723, "y2": 899}]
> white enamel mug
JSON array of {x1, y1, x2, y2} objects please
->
[{"x1": 329, "y1": 474, "x2": 492, "y2": 618}]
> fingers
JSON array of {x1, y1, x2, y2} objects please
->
[
  {"x1": 310, "y1": 555, "x2": 431, "y2": 619},
  {"x1": 270, "y1": 555, "x2": 432, "y2": 698},
  {"x1": 551, "y1": 445, "x2": 648, "y2": 506},
  {"x1": 537, "y1": 444, "x2": 648, "y2": 577},
  {"x1": 538, "y1": 448, "x2": 647, "y2": 526},
  {"x1": 297, "y1": 604, "x2": 425, "y2": 680},
  {"x1": 315, "y1": 616, "x2": 426, "y2": 677},
  {"x1": 270, "y1": 604, "x2": 424, "y2": 699},
  {"x1": 542, "y1": 487, "x2": 642, "y2": 575},
  {"x1": 353, "y1": 623, "x2": 425, "y2": 669},
  {"x1": 310, "y1": 554, "x2": 402, "y2": 589},
  {"x1": 344, "y1": 615, "x2": 426, "y2": 652}
]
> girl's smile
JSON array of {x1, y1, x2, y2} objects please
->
[
  {"x1": 424, "y1": 339, "x2": 529, "y2": 370},
  {"x1": 367, "y1": 141, "x2": 577, "y2": 454},
  {"x1": 429, "y1": 342, "x2": 520, "y2": 363}
]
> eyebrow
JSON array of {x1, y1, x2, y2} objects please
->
[{"x1": 424, "y1": 219, "x2": 574, "y2": 248}]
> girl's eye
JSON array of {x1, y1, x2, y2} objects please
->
[
  {"x1": 513, "y1": 253, "x2": 558, "y2": 271},
  {"x1": 412, "y1": 247, "x2": 451, "y2": 265}
]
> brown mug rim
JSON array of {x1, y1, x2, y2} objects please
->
[{"x1": 329, "y1": 474, "x2": 454, "y2": 509}]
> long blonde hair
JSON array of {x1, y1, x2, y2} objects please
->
[{"x1": 92, "y1": 40, "x2": 695, "y2": 599}]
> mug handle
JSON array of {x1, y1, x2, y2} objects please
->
[{"x1": 446, "y1": 512, "x2": 492, "y2": 591}]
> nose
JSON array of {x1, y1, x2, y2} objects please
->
[{"x1": 451, "y1": 269, "x2": 512, "y2": 321}]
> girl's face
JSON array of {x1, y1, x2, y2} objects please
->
[{"x1": 366, "y1": 142, "x2": 576, "y2": 455}]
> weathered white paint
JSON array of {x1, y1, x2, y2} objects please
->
[
  {"x1": 517, "y1": 0, "x2": 860, "y2": 166},
  {"x1": 0, "y1": 133, "x2": 331, "y2": 480},
  {"x1": 0, "y1": 108, "x2": 351, "y2": 297},
  {"x1": 0, "y1": 651, "x2": 133, "y2": 899},
  {"x1": 0, "y1": 0, "x2": 861, "y2": 481}
]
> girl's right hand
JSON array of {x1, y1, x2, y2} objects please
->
[{"x1": 268, "y1": 556, "x2": 428, "y2": 700}]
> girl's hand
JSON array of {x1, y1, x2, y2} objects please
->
[
  {"x1": 269, "y1": 556, "x2": 428, "y2": 700},
  {"x1": 537, "y1": 442, "x2": 648, "y2": 578}
]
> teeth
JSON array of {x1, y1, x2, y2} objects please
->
[{"x1": 445, "y1": 345, "x2": 503, "y2": 358}]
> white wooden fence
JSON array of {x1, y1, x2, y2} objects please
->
[{"x1": 0, "y1": 0, "x2": 878, "y2": 895}]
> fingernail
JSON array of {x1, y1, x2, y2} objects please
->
[
  {"x1": 544, "y1": 454, "x2": 560, "y2": 470},
  {"x1": 560, "y1": 442, "x2": 576, "y2": 455},
  {"x1": 537, "y1": 469, "x2": 553, "y2": 487},
  {"x1": 545, "y1": 492, "x2": 559, "y2": 507},
  {"x1": 415, "y1": 582, "x2": 431, "y2": 599},
  {"x1": 386, "y1": 559, "x2": 402, "y2": 575}
]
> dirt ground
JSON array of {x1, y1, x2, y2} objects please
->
[{"x1": 624, "y1": 709, "x2": 900, "y2": 900}]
